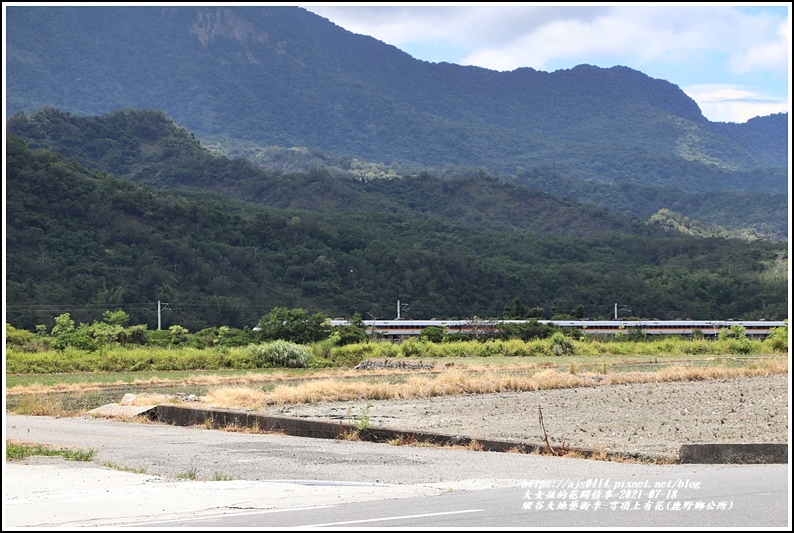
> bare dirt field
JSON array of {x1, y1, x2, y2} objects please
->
[{"x1": 259, "y1": 373, "x2": 789, "y2": 461}]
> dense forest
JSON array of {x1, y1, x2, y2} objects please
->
[
  {"x1": 7, "y1": 107, "x2": 788, "y2": 241},
  {"x1": 6, "y1": 113, "x2": 788, "y2": 332},
  {"x1": 5, "y1": 6, "x2": 788, "y2": 238}
]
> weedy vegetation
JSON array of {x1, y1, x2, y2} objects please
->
[{"x1": 6, "y1": 440, "x2": 96, "y2": 461}]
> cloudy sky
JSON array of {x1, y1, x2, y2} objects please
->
[{"x1": 302, "y1": 3, "x2": 790, "y2": 124}]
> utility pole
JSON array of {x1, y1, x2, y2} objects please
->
[
  {"x1": 614, "y1": 303, "x2": 631, "y2": 320},
  {"x1": 157, "y1": 300, "x2": 170, "y2": 330},
  {"x1": 397, "y1": 300, "x2": 409, "y2": 319},
  {"x1": 368, "y1": 311, "x2": 379, "y2": 337}
]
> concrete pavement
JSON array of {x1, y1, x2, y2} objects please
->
[
  {"x1": 4, "y1": 458, "x2": 492, "y2": 528},
  {"x1": 4, "y1": 412, "x2": 791, "y2": 529}
]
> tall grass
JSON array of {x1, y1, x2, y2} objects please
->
[
  {"x1": 6, "y1": 335, "x2": 786, "y2": 375},
  {"x1": 12, "y1": 395, "x2": 74, "y2": 416},
  {"x1": 248, "y1": 341, "x2": 311, "y2": 368}
]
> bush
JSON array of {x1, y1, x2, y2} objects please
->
[
  {"x1": 549, "y1": 332, "x2": 575, "y2": 356},
  {"x1": 5, "y1": 324, "x2": 48, "y2": 352},
  {"x1": 60, "y1": 330, "x2": 98, "y2": 352},
  {"x1": 398, "y1": 338, "x2": 426, "y2": 358},
  {"x1": 681, "y1": 340, "x2": 714, "y2": 355},
  {"x1": 322, "y1": 343, "x2": 379, "y2": 367},
  {"x1": 145, "y1": 329, "x2": 172, "y2": 347},
  {"x1": 419, "y1": 326, "x2": 447, "y2": 343},
  {"x1": 190, "y1": 327, "x2": 220, "y2": 348},
  {"x1": 763, "y1": 324, "x2": 788, "y2": 353},
  {"x1": 249, "y1": 340, "x2": 311, "y2": 368},
  {"x1": 726, "y1": 337, "x2": 753, "y2": 355}
]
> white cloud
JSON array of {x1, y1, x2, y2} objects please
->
[
  {"x1": 304, "y1": 5, "x2": 790, "y2": 122},
  {"x1": 306, "y1": 6, "x2": 788, "y2": 74},
  {"x1": 729, "y1": 16, "x2": 790, "y2": 75},
  {"x1": 458, "y1": 7, "x2": 791, "y2": 73},
  {"x1": 684, "y1": 84, "x2": 789, "y2": 123},
  {"x1": 307, "y1": 5, "x2": 609, "y2": 54}
]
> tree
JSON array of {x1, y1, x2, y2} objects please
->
[
  {"x1": 499, "y1": 319, "x2": 557, "y2": 341},
  {"x1": 86, "y1": 321, "x2": 124, "y2": 353},
  {"x1": 51, "y1": 313, "x2": 75, "y2": 338},
  {"x1": 420, "y1": 325, "x2": 447, "y2": 343},
  {"x1": 102, "y1": 309, "x2": 130, "y2": 327},
  {"x1": 718, "y1": 324, "x2": 747, "y2": 340},
  {"x1": 169, "y1": 325, "x2": 189, "y2": 345},
  {"x1": 334, "y1": 314, "x2": 369, "y2": 345},
  {"x1": 257, "y1": 307, "x2": 331, "y2": 344},
  {"x1": 503, "y1": 298, "x2": 529, "y2": 319}
]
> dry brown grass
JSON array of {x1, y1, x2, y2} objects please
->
[
  {"x1": 8, "y1": 357, "x2": 786, "y2": 420},
  {"x1": 199, "y1": 360, "x2": 787, "y2": 410},
  {"x1": 5, "y1": 367, "x2": 442, "y2": 397},
  {"x1": 602, "y1": 360, "x2": 788, "y2": 385},
  {"x1": 468, "y1": 439, "x2": 484, "y2": 451},
  {"x1": 219, "y1": 421, "x2": 286, "y2": 436},
  {"x1": 388, "y1": 434, "x2": 418, "y2": 446},
  {"x1": 204, "y1": 387, "x2": 270, "y2": 409},
  {"x1": 123, "y1": 393, "x2": 177, "y2": 406},
  {"x1": 340, "y1": 430, "x2": 363, "y2": 441},
  {"x1": 11, "y1": 396, "x2": 83, "y2": 417}
]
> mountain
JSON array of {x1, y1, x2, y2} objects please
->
[
  {"x1": 5, "y1": 118, "x2": 788, "y2": 331},
  {"x1": 6, "y1": 6, "x2": 787, "y2": 192},
  {"x1": 4, "y1": 6, "x2": 790, "y2": 330}
]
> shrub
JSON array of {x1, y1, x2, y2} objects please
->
[
  {"x1": 420, "y1": 326, "x2": 447, "y2": 343},
  {"x1": 5, "y1": 324, "x2": 47, "y2": 352},
  {"x1": 681, "y1": 340, "x2": 714, "y2": 355},
  {"x1": 190, "y1": 327, "x2": 220, "y2": 348},
  {"x1": 549, "y1": 332, "x2": 575, "y2": 356},
  {"x1": 763, "y1": 323, "x2": 788, "y2": 353},
  {"x1": 60, "y1": 330, "x2": 98, "y2": 352},
  {"x1": 398, "y1": 338, "x2": 426, "y2": 358},
  {"x1": 249, "y1": 340, "x2": 311, "y2": 368},
  {"x1": 145, "y1": 329, "x2": 172, "y2": 347},
  {"x1": 726, "y1": 337, "x2": 753, "y2": 355},
  {"x1": 119, "y1": 324, "x2": 148, "y2": 346},
  {"x1": 718, "y1": 325, "x2": 747, "y2": 341}
]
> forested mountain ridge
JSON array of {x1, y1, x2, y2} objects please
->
[
  {"x1": 8, "y1": 107, "x2": 788, "y2": 241},
  {"x1": 5, "y1": 108, "x2": 656, "y2": 238},
  {"x1": 6, "y1": 6, "x2": 787, "y2": 189},
  {"x1": 5, "y1": 124, "x2": 788, "y2": 332}
]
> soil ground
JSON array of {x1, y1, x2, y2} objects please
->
[{"x1": 258, "y1": 373, "x2": 789, "y2": 461}]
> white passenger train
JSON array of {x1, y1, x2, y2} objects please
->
[{"x1": 329, "y1": 319, "x2": 786, "y2": 340}]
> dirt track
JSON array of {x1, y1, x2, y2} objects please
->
[{"x1": 259, "y1": 373, "x2": 789, "y2": 461}]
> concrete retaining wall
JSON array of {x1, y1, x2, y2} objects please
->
[
  {"x1": 679, "y1": 443, "x2": 788, "y2": 464},
  {"x1": 154, "y1": 405, "x2": 553, "y2": 454},
  {"x1": 154, "y1": 405, "x2": 786, "y2": 464}
]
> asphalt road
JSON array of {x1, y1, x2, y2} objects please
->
[{"x1": 4, "y1": 414, "x2": 791, "y2": 529}]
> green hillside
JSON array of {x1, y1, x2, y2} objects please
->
[
  {"x1": 9, "y1": 107, "x2": 788, "y2": 240},
  {"x1": 6, "y1": 122, "x2": 788, "y2": 332}
]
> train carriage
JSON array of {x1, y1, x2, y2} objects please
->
[{"x1": 330, "y1": 319, "x2": 785, "y2": 340}]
